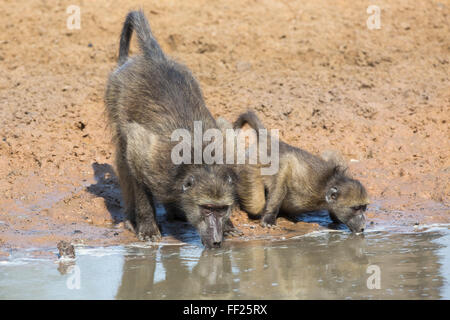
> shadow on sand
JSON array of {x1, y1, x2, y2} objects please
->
[{"x1": 86, "y1": 162, "x2": 202, "y2": 246}]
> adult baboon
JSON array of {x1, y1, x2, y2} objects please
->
[{"x1": 105, "y1": 11, "x2": 238, "y2": 248}]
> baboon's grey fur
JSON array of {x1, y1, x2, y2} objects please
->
[{"x1": 105, "y1": 11, "x2": 238, "y2": 248}]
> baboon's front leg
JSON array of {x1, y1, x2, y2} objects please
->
[
  {"x1": 261, "y1": 183, "x2": 287, "y2": 227},
  {"x1": 134, "y1": 182, "x2": 161, "y2": 241},
  {"x1": 224, "y1": 218, "x2": 243, "y2": 237},
  {"x1": 116, "y1": 151, "x2": 136, "y2": 231}
]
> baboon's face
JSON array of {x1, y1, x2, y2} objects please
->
[
  {"x1": 326, "y1": 178, "x2": 369, "y2": 233},
  {"x1": 177, "y1": 165, "x2": 236, "y2": 248}
]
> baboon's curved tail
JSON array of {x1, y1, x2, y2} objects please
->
[
  {"x1": 233, "y1": 110, "x2": 266, "y2": 131},
  {"x1": 118, "y1": 10, "x2": 165, "y2": 66}
]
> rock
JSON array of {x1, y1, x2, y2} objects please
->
[
  {"x1": 57, "y1": 240, "x2": 75, "y2": 259},
  {"x1": 400, "y1": 22, "x2": 410, "y2": 30},
  {"x1": 75, "y1": 121, "x2": 86, "y2": 131}
]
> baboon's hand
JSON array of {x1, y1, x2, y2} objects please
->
[
  {"x1": 137, "y1": 223, "x2": 162, "y2": 242},
  {"x1": 223, "y1": 218, "x2": 243, "y2": 237},
  {"x1": 224, "y1": 226, "x2": 243, "y2": 237},
  {"x1": 261, "y1": 214, "x2": 277, "y2": 228}
]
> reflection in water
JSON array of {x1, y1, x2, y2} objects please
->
[
  {"x1": 116, "y1": 246, "x2": 234, "y2": 299},
  {"x1": 0, "y1": 228, "x2": 448, "y2": 299},
  {"x1": 115, "y1": 229, "x2": 448, "y2": 299}
]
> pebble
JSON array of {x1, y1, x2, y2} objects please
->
[{"x1": 57, "y1": 240, "x2": 75, "y2": 259}]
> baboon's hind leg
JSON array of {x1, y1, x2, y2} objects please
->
[{"x1": 260, "y1": 169, "x2": 288, "y2": 227}]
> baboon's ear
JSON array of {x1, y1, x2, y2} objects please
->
[
  {"x1": 325, "y1": 187, "x2": 339, "y2": 203},
  {"x1": 321, "y1": 150, "x2": 348, "y2": 171},
  {"x1": 125, "y1": 122, "x2": 155, "y2": 174}
]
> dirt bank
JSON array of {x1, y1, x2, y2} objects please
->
[{"x1": 0, "y1": 0, "x2": 448, "y2": 255}]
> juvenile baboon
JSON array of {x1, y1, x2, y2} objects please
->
[
  {"x1": 233, "y1": 111, "x2": 369, "y2": 233},
  {"x1": 105, "y1": 11, "x2": 238, "y2": 248}
]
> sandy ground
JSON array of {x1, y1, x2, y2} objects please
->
[{"x1": 0, "y1": 0, "x2": 449, "y2": 255}]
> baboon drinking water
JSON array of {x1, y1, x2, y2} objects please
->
[
  {"x1": 105, "y1": 11, "x2": 238, "y2": 248},
  {"x1": 233, "y1": 111, "x2": 369, "y2": 233}
]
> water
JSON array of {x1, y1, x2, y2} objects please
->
[{"x1": 1, "y1": 226, "x2": 450, "y2": 299}]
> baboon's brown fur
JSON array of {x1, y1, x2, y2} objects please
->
[{"x1": 233, "y1": 111, "x2": 369, "y2": 233}]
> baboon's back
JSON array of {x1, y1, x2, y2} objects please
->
[{"x1": 106, "y1": 56, "x2": 216, "y2": 137}]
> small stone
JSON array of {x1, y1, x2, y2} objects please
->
[
  {"x1": 75, "y1": 121, "x2": 86, "y2": 131},
  {"x1": 57, "y1": 241, "x2": 75, "y2": 259},
  {"x1": 400, "y1": 22, "x2": 410, "y2": 30}
]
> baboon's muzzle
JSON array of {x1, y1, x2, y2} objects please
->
[
  {"x1": 200, "y1": 204, "x2": 229, "y2": 248},
  {"x1": 346, "y1": 213, "x2": 366, "y2": 234}
]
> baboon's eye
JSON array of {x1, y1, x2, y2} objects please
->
[
  {"x1": 200, "y1": 205, "x2": 229, "y2": 217},
  {"x1": 351, "y1": 205, "x2": 367, "y2": 212},
  {"x1": 182, "y1": 176, "x2": 195, "y2": 192}
]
